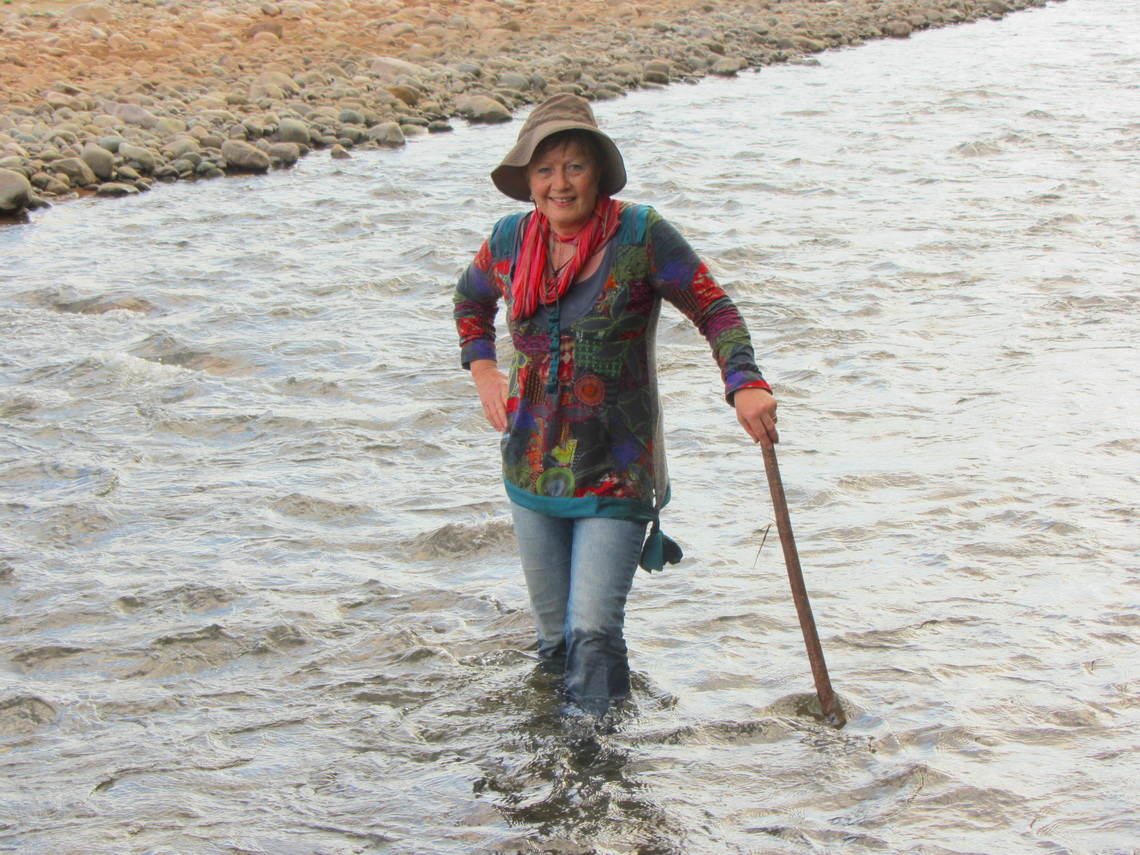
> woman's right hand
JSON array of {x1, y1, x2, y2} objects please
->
[
  {"x1": 470, "y1": 359, "x2": 509, "y2": 433},
  {"x1": 734, "y1": 386, "x2": 779, "y2": 448}
]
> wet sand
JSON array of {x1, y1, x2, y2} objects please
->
[{"x1": 1, "y1": 0, "x2": 1053, "y2": 214}]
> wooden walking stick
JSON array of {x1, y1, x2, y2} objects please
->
[{"x1": 762, "y1": 443, "x2": 846, "y2": 727}]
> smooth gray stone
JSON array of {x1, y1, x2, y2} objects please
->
[
  {"x1": 276, "y1": 117, "x2": 311, "y2": 145},
  {"x1": 81, "y1": 143, "x2": 115, "y2": 180},
  {"x1": 365, "y1": 122, "x2": 406, "y2": 147},
  {"x1": 0, "y1": 168, "x2": 34, "y2": 213},
  {"x1": 52, "y1": 157, "x2": 97, "y2": 187},
  {"x1": 118, "y1": 143, "x2": 157, "y2": 173},
  {"x1": 221, "y1": 139, "x2": 271, "y2": 172},
  {"x1": 95, "y1": 182, "x2": 140, "y2": 198}
]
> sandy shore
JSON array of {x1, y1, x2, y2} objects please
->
[{"x1": 1, "y1": 0, "x2": 1051, "y2": 216}]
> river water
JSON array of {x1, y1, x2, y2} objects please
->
[{"x1": 2, "y1": 1, "x2": 1138, "y2": 852}]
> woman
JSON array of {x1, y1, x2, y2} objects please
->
[{"x1": 453, "y1": 94, "x2": 778, "y2": 717}]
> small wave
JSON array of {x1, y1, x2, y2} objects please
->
[
  {"x1": 799, "y1": 488, "x2": 844, "y2": 509},
  {"x1": 40, "y1": 502, "x2": 117, "y2": 548},
  {"x1": 0, "y1": 694, "x2": 58, "y2": 736},
  {"x1": 131, "y1": 332, "x2": 245, "y2": 375},
  {"x1": 367, "y1": 185, "x2": 421, "y2": 201},
  {"x1": 1044, "y1": 294, "x2": 1133, "y2": 312},
  {"x1": 404, "y1": 518, "x2": 516, "y2": 560},
  {"x1": 1102, "y1": 612, "x2": 1140, "y2": 628},
  {"x1": 708, "y1": 178, "x2": 790, "y2": 194},
  {"x1": 1028, "y1": 213, "x2": 1087, "y2": 232},
  {"x1": 888, "y1": 723, "x2": 1001, "y2": 755},
  {"x1": 945, "y1": 87, "x2": 1008, "y2": 101},
  {"x1": 1, "y1": 460, "x2": 119, "y2": 501},
  {"x1": 795, "y1": 186, "x2": 838, "y2": 197},
  {"x1": 1098, "y1": 436, "x2": 1139, "y2": 455},
  {"x1": 836, "y1": 616, "x2": 981, "y2": 649},
  {"x1": 130, "y1": 624, "x2": 248, "y2": 677},
  {"x1": 329, "y1": 219, "x2": 372, "y2": 237},
  {"x1": 54, "y1": 294, "x2": 159, "y2": 315},
  {"x1": 12, "y1": 645, "x2": 89, "y2": 672},
  {"x1": 953, "y1": 140, "x2": 1003, "y2": 157},
  {"x1": 272, "y1": 493, "x2": 374, "y2": 523},
  {"x1": 156, "y1": 583, "x2": 242, "y2": 614},
  {"x1": 0, "y1": 392, "x2": 41, "y2": 418},
  {"x1": 627, "y1": 718, "x2": 790, "y2": 747},
  {"x1": 835, "y1": 472, "x2": 926, "y2": 491},
  {"x1": 278, "y1": 376, "x2": 345, "y2": 398},
  {"x1": 152, "y1": 623, "x2": 239, "y2": 648}
]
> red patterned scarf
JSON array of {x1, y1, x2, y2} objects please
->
[{"x1": 510, "y1": 197, "x2": 623, "y2": 321}]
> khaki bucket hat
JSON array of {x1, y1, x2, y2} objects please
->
[{"x1": 491, "y1": 94, "x2": 627, "y2": 202}]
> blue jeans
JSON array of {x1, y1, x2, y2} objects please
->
[{"x1": 509, "y1": 502, "x2": 647, "y2": 716}]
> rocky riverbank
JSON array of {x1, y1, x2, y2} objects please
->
[{"x1": 1, "y1": 0, "x2": 1053, "y2": 218}]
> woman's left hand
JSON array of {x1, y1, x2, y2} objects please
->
[{"x1": 734, "y1": 387, "x2": 779, "y2": 448}]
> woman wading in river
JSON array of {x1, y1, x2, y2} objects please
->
[{"x1": 453, "y1": 94, "x2": 779, "y2": 718}]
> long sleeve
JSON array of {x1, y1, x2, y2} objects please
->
[
  {"x1": 645, "y1": 212, "x2": 766, "y2": 400},
  {"x1": 453, "y1": 239, "x2": 502, "y2": 368}
]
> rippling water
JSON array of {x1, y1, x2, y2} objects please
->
[{"x1": 3, "y1": 1, "x2": 1138, "y2": 852}]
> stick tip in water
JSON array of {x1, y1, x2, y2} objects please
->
[
  {"x1": 824, "y1": 704, "x2": 848, "y2": 729},
  {"x1": 769, "y1": 691, "x2": 847, "y2": 727}
]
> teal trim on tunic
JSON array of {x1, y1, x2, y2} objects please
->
[{"x1": 505, "y1": 479, "x2": 683, "y2": 572}]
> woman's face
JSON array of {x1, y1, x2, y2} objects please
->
[{"x1": 525, "y1": 139, "x2": 600, "y2": 236}]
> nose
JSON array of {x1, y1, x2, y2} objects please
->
[{"x1": 552, "y1": 167, "x2": 572, "y2": 189}]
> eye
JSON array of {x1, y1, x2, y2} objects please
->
[{"x1": 567, "y1": 163, "x2": 586, "y2": 175}]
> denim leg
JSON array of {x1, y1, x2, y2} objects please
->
[
  {"x1": 510, "y1": 503, "x2": 574, "y2": 669},
  {"x1": 564, "y1": 516, "x2": 646, "y2": 715},
  {"x1": 509, "y1": 502, "x2": 647, "y2": 716}
]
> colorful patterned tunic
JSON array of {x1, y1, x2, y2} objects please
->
[{"x1": 454, "y1": 203, "x2": 768, "y2": 569}]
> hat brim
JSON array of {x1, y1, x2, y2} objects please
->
[{"x1": 491, "y1": 121, "x2": 627, "y2": 202}]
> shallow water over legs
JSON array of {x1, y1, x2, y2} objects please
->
[{"x1": 2, "y1": 1, "x2": 1138, "y2": 852}]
